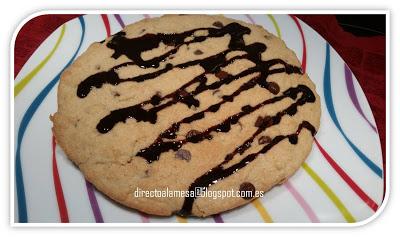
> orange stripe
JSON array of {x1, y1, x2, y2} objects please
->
[
  {"x1": 176, "y1": 216, "x2": 188, "y2": 223},
  {"x1": 252, "y1": 198, "x2": 273, "y2": 223}
]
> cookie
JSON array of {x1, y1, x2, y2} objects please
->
[{"x1": 51, "y1": 14, "x2": 321, "y2": 217}]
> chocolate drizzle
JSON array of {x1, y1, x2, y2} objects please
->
[
  {"x1": 76, "y1": 20, "x2": 317, "y2": 216},
  {"x1": 177, "y1": 120, "x2": 316, "y2": 216},
  {"x1": 137, "y1": 85, "x2": 315, "y2": 163},
  {"x1": 95, "y1": 55, "x2": 299, "y2": 133}
]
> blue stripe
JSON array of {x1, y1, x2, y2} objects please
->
[
  {"x1": 323, "y1": 43, "x2": 382, "y2": 178},
  {"x1": 15, "y1": 16, "x2": 86, "y2": 223}
]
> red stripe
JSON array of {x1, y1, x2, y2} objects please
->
[
  {"x1": 101, "y1": 14, "x2": 111, "y2": 37},
  {"x1": 290, "y1": 15, "x2": 307, "y2": 72},
  {"x1": 291, "y1": 14, "x2": 378, "y2": 212},
  {"x1": 52, "y1": 135, "x2": 69, "y2": 222},
  {"x1": 314, "y1": 139, "x2": 378, "y2": 211}
]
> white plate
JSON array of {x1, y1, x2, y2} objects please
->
[{"x1": 14, "y1": 14, "x2": 384, "y2": 223}]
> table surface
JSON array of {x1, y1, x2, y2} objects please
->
[{"x1": 13, "y1": 14, "x2": 386, "y2": 185}]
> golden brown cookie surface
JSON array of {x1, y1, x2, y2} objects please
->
[{"x1": 52, "y1": 14, "x2": 321, "y2": 217}]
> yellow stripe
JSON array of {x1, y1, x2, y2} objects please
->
[
  {"x1": 266, "y1": 14, "x2": 354, "y2": 223},
  {"x1": 176, "y1": 216, "x2": 188, "y2": 223},
  {"x1": 252, "y1": 198, "x2": 273, "y2": 223},
  {"x1": 267, "y1": 14, "x2": 282, "y2": 39},
  {"x1": 14, "y1": 24, "x2": 66, "y2": 97},
  {"x1": 302, "y1": 163, "x2": 356, "y2": 223}
]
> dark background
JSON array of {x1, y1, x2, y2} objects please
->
[{"x1": 14, "y1": 14, "x2": 386, "y2": 181}]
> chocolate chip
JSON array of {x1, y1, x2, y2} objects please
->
[
  {"x1": 175, "y1": 149, "x2": 191, "y2": 162},
  {"x1": 186, "y1": 129, "x2": 201, "y2": 140},
  {"x1": 144, "y1": 169, "x2": 150, "y2": 177},
  {"x1": 212, "y1": 89, "x2": 220, "y2": 95},
  {"x1": 95, "y1": 65, "x2": 101, "y2": 70},
  {"x1": 213, "y1": 21, "x2": 224, "y2": 28},
  {"x1": 254, "y1": 116, "x2": 264, "y2": 127},
  {"x1": 255, "y1": 116, "x2": 273, "y2": 128},
  {"x1": 150, "y1": 92, "x2": 162, "y2": 105},
  {"x1": 239, "y1": 182, "x2": 256, "y2": 200},
  {"x1": 264, "y1": 116, "x2": 273, "y2": 126},
  {"x1": 165, "y1": 63, "x2": 173, "y2": 69},
  {"x1": 140, "y1": 29, "x2": 146, "y2": 33},
  {"x1": 288, "y1": 134, "x2": 298, "y2": 144},
  {"x1": 258, "y1": 135, "x2": 271, "y2": 145},
  {"x1": 264, "y1": 34, "x2": 272, "y2": 40},
  {"x1": 113, "y1": 91, "x2": 121, "y2": 97},
  {"x1": 215, "y1": 71, "x2": 229, "y2": 80},
  {"x1": 73, "y1": 119, "x2": 80, "y2": 128},
  {"x1": 194, "y1": 49, "x2": 203, "y2": 55},
  {"x1": 267, "y1": 82, "x2": 280, "y2": 95}
]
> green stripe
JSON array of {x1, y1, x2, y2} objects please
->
[
  {"x1": 15, "y1": 24, "x2": 66, "y2": 97},
  {"x1": 267, "y1": 14, "x2": 281, "y2": 39}
]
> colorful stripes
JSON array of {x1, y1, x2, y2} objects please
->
[
  {"x1": 245, "y1": 14, "x2": 256, "y2": 25},
  {"x1": 14, "y1": 14, "x2": 383, "y2": 223},
  {"x1": 291, "y1": 16, "x2": 378, "y2": 218},
  {"x1": 289, "y1": 15, "x2": 378, "y2": 216},
  {"x1": 140, "y1": 213, "x2": 150, "y2": 223},
  {"x1": 301, "y1": 163, "x2": 356, "y2": 222},
  {"x1": 267, "y1": 14, "x2": 322, "y2": 223},
  {"x1": 344, "y1": 64, "x2": 378, "y2": 132},
  {"x1": 52, "y1": 135, "x2": 69, "y2": 222},
  {"x1": 213, "y1": 214, "x2": 224, "y2": 223},
  {"x1": 314, "y1": 139, "x2": 378, "y2": 211},
  {"x1": 176, "y1": 216, "x2": 188, "y2": 223},
  {"x1": 232, "y1": 15, "x2": 278, "y2": 223},
  {"x1": 323, "y1": 43, "x2": 382, "y2": 178},
  {"x1": 283, "y1": 181, "x2": 320, "y2": 222},
  {"x1": 15, "y1": 16, "x2": 86, "y2": 223},
  {"x1": 290, "y1": 15, "x2": 307, "y2": 72},
  {"x1": 267, "y1": 14, "x2": 281, "y2": 38},
  {"x1": 101, "y1": 14, "x2": 111, "y2": 37},
  {"x1": 48, "y1": 15, "x2": 106, "y2": 224},
  {"x1": 85, "y1": 181, "x2": 104, "y2": 222},
  {"x1": 101, "y1": 14, "x2": 150, "y2": 223},
  {"x1": 114, "y1": 14, "x2": 125, "y2": 28},
  {"x1": 77, "y1": 14, "x2": 112, "y2": 223},
  {"x1": 252, "y1": 199, "x2": 273, "y2": 223},
  {"x1": 14, "y1": 24, "x2": 66, "y2": 97},
  {"x1": 272, "y1": 15, "x2": 356, "y2": 222}
]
